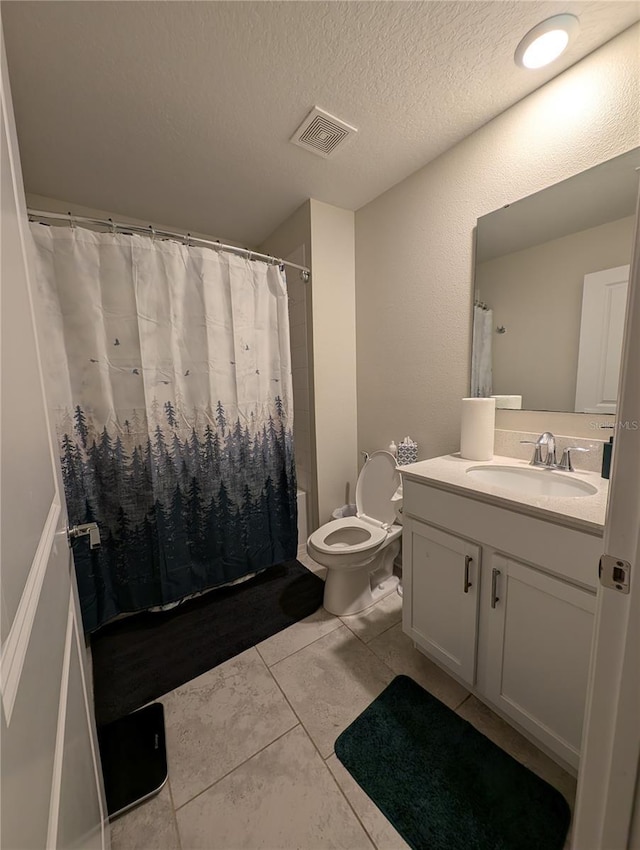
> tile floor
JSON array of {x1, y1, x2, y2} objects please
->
[{"x1": 109, "y1": 550, "x2": 576, "y2": 850}]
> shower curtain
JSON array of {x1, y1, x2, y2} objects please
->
[
  {"x1": 471, "y1": 303, "x2": 493, "y2": 397},
  {"x1": 31, "y1": 225, "x2": 297, "y2": 632}
]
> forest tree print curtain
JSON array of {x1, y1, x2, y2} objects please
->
[{"x1": 31, "y1": 225, "x2": 297, "y2": 632}]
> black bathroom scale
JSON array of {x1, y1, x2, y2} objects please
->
[{"x1": 97, "y1": 702, "x2": 168, "y2": 819}]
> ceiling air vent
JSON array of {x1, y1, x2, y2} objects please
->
[{"x1": 290, "y1": 107, "x2": 357, "y2": 158}]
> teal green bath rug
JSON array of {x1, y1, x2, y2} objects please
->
[{"x1": 335, "y1": 676, "x2": 570, "y2": 850}]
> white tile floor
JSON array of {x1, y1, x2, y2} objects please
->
[{"x1": 109, "y1": 550, "x2": 576, "y2": 850}]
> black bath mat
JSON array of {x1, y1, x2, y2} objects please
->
[
  {"x1": 335, "y1": 676, "x2": 571, "y2": 850},
  {"x1": 92, "y1": 559, "x2": 323, "y2": 725},
  {"x1": 98, "y1": 703, "x2": 167, "y2": 819}
]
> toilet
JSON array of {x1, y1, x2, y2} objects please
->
[{"x1": 307, "y1": 451, "x2": 403, "y2": 616}]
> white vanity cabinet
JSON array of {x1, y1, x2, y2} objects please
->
[
  {"x1": 483, "y1": 553, "x2": 596, "y2": 765},
  {"x1": 401, "y1": 474, "x2": 602, "y2": 771},
  {"x1": 408, "y1": 522, "x2": 480, "y2": 686}
]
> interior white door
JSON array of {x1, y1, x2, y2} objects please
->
[
  {"x1": 0, "y1": 26, "x2": 107, "y2": 850},
  {"x1": 574, "y1": 264, "x2": 629, "y2": 414},
  {"x1": 572, "y1": 196, "x2": 640, "y2": 847}
]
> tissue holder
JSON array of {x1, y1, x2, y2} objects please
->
[{"x1": 397, "y1": 439, "x2": 418, "y2": 466}]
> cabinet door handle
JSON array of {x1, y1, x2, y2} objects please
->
[
  {"x1": 491, "y1": 568, "x2": 501, "y2": 608},
  {"x1": 464, "y1": 555, "x2": 473, "y2": 593}
]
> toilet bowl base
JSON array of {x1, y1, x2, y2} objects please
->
[
  {"x1": 370, "y1": 574, "x2": 400, "y2": 607},
  {"x1": 322, "y1": 540, "x2": 401, "y2": 617}
]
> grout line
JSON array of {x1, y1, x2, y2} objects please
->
[
  {"x1": 164, "y1": 625, "x2": 355, "y2": 817},
  {"x1": 173, "y1": 722, "x2": 300, "y2": 812},
  {"x1": 256, "y1": 616, "x2": 342, "y2": 668},
  {"x1": 165, "y1": 777, "x2": 183, "y2": 850},
  {"x1": 358, "y1": 623, "x2": 477, "y2": 717},
  {"x1": 356, "y1": 615, "x2": 403, "y2": 645},
  {"x1": 170, "y1": 637, "x2": 307, "y2": 813},
  {"x1": 152, "y1": 598, "x2": 398, "y2": 840},
  {"x1": 334, "y1": 623, "x2": 399, "y2": 687},
  {"x1": 263, "y1": 663, "x2": 380, "y2": 849},
  {"x1": 343, "y1": 616, "x2": 400, "y2": 677},
  {"x1": 454, "y1": 693, "x2": 472, "y2": 711},
  {"x1": 113, "y1": 612, "x2": 393, "y2": 847},
  {"x1": 321, "y1": 757, "x2": 379, "y2": 849},
  {"x1": 254, "y1": 643, "x2": 270, "y2": 666},
  {"x1": 264, "y1": 659, "x2": 320, "y2": 749},
  {"x1": 267, "y1": 620, "x2": 354, "y2": 669}
]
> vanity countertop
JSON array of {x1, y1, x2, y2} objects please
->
[{"x1": 398, "y1": 453, "x2": 608, "y2": 536}]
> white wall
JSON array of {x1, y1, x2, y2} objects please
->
[
  {"x1": 477, "y1": 215, "x2": 635, "y2": 412},
  {"x1": 261, "y1": 200, "x2": 358, "y2": 528},
  {"x1": 355, "y1": 25, "x2": 640, "y2": 460},
  {"x1": 308, "y1": 200, "x2": 357, "y2": 525}
]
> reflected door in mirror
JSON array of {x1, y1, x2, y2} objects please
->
[{"x1": 575, "y1": 265, "x2": 629, "y2": 414}]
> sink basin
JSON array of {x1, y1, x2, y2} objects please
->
[{"x1": 465, "y1": 465, "x2": 598, "y2": 498}]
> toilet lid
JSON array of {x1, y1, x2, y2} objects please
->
[{"x1": 356, "y1": 451, "x2": 401, "y2": 526}]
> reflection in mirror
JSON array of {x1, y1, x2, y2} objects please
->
[{"x1": 472, "y1": 147, "x2": 639, "y2": 413}]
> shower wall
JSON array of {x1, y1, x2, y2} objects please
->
[
  {"x1": 259, "y1": 203, "x2": 319, "y2": 532},
  {"x1": 285, "y1": 247, "x2": 312, "y2": 500}
]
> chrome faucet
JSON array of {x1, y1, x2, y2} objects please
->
[
  {"x1": 521, "y1": 432, "x2": 557, "y2": 467},
  {"x1": 521, "y1": 432, "x2": 589, "y2": 471}
]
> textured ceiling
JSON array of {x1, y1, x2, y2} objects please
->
[{"x1": 3, "y1": 1, "x2": 639, "y2": 245}]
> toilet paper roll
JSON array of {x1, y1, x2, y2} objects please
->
[
  {"x1": 460, "y1": 398, "x2": 495, "y2": 461},
  {"x1": 491, "y1": 394, "x2": 522, "y2": 410}
]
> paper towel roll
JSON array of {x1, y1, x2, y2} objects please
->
[
  {"x1": 460, "y1": 398, "x2": 495, "y2": 461},
  {"x1": 491, "y1": 394, "x2": 522, "y2": 410}
]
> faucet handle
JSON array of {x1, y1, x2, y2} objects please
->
[
  {"x1": 557, "y1": 446, "x2": 589, "y2": 472},
  {"x1": 520, "y1": 440, "x2": 543, "y2": 466}
]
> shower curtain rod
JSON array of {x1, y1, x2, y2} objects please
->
[{"x1": 27, "y1": 208, "x2": 311, "y2": 281}]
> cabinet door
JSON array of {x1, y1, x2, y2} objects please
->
[
  {"x1": 403, "y1": 520, "x2": 480, "y2": 686},
  {"x1": 485, "y1": 555, "x2": 596, "y2": 769}
]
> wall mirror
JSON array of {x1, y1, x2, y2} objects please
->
[{"x1": 472, "y1": 147, "x2": 639, "y2": 413}]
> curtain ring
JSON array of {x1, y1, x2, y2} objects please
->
[
  {"x1": 149, "y1": 225, "x2": 156, "y2": 242},
  {"x1": 108, "y1": 217, "x2": 116, "y2": 235},
  {"x1": 68, "y1": 211, "x2": 76, "y2": 230},
  {"x1": 184, "y1": 232, "x2": 191, "y2": 247}
]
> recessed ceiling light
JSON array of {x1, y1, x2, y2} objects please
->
[{"x1": 515, "y1": 14, "x2": 579, "y2": 70}]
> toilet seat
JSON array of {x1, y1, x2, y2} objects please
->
[
  {"x1": 307, "y1": 451, "x2": 402, "y2": 616},
  {"x1": 308, "y1": 452, "x2": 401, "y2": 556},
  {"x1": 308, "y1": 516, "x2": 387, "y2": 555}
]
